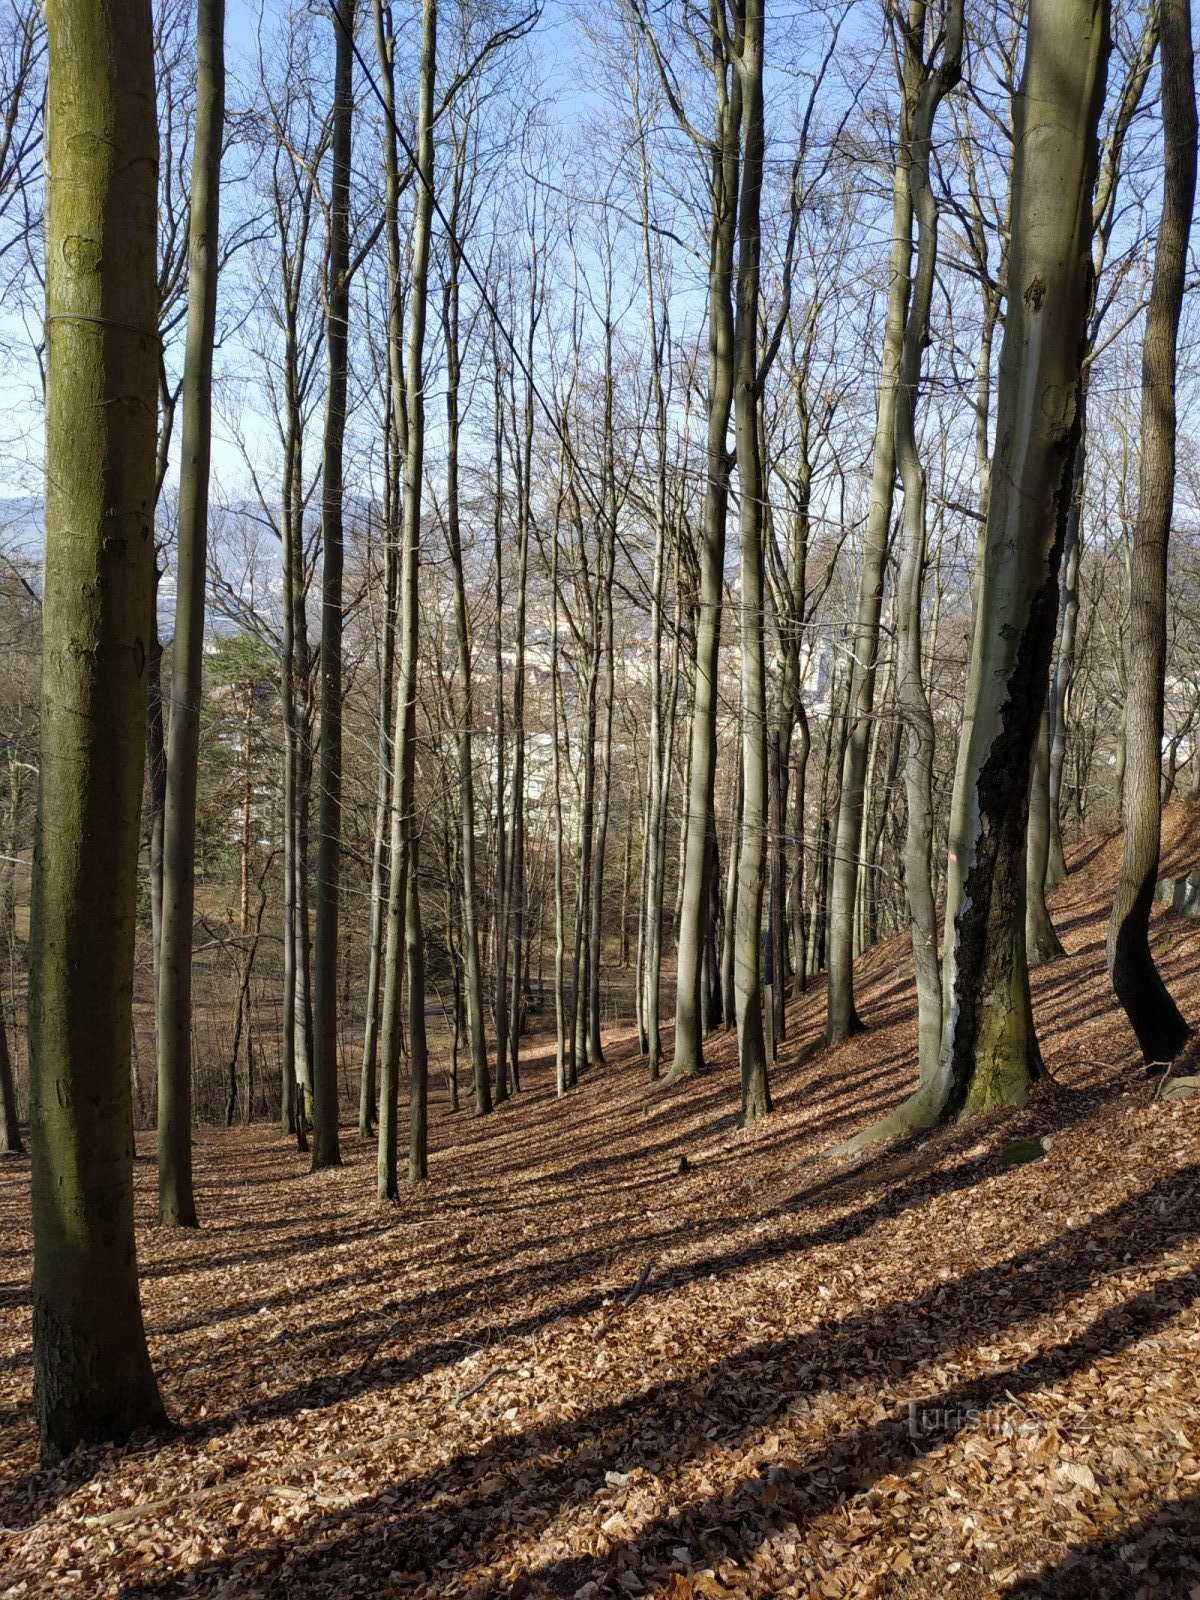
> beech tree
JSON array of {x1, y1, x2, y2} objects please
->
[
  {"x1": 931, "y1": 0, "x2": 1110, "y2": 1120},
  {"x1": 1107, "y1": 0, "x2": 1195, "y2": 1064},
  {"x1": 30, "y1": 0, "x2": 166, "y2": 1458},
  {"x1": 891, "y1": 0, "x2": 963, "y2": 1080},
  {"x1": 311, "y1": 0, "x2": 358, "y2": 1172},
  {"x1": 156, "y1": 0, "x2": 225, "y2": 1227}
]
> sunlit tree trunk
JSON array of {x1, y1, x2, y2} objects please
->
[
  {"x1": 729, "y1": 0, "x2": 771, "y2": 1123},
  {"x1": 31, "y1": 0, "x2": 167, "y2": 1458},
  {"x1": 360, "y1": 485, "x2": 398, "y2": 1136},
  {"x1": 823, "y1": 12, "x2": 918, "y2": 1047},
  {"x1": 1108, "y1": 0, "x2": 1194, "y2": 1064},
  {"x1": 1026, "y1": 704, "x2": 1066, "y2": 963},
  {"x1": 670, "y1": 21, "x2": 739, "y2": 1080},
  {"x1": 892, "y1": 0, "x2": 963, "y2": 1079},
  {"x1": 930, "y1": 0, "x2": 1110, "y2": 1123}
]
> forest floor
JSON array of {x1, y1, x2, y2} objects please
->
[{"x1": 3, "y1": 817, "x2": 1200, "y2": 1599}]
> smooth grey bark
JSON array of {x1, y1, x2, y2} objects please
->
[
  {"x1": 586, "y1": 366, "x2": 616, "y2": 1071},
  {"x1": 551, "y1": 491, "x2": 570, "y2": 1095},
  {"x1": 32, "y1": 0, "x2": 167, "y2": 1459},
  {"x1": 917, "y1": 0, "x2": 1110, "y2": 1129},
  {"x1": 156, "y1": 0, "x2": 225, "y2": 1227},
  {"x1": 634, "y1": 129, "x2": 674, "y2": 1079},
  {"x1": 720, "y1": 730, "x2": 742, "y2": 1028},
  {"x1": 586, "y1": 518, "x2": 616, "y2": 1069},
  {"x1": 378, "y1": 0, "x2": 435, "y2": 1195},
  {"x1": 1045, "y1": 10, "x2": 1159, "y2": 883},
  {"x1": 359, "y1": 491, "x2": 398, "y2": 1136},
  {"x1": 440, "y1": 153, "x2": 490, "y2": 1116},
  {"x1": 730, "y1": 0, "x2": 771, "y2": 1124},
  {"x1": 892, "y1": 0, "x2": 963, "y2": 1080},
  {"x1": 491, "y1": 394, "x2": 511, "y2": 1104},
  {"x1": 1107, "y1": 0, "x2": 1194, "y2": 1064},
  {"x1": 407, "y1": 836, "x2": 429, "y2": 1180},
  {"x1": 570, "y1": 593, "x2": 599, "y2": 1077},
  {"x1": 824, "y1": 10, "x2": 918, "y2": 1047},
  {"x1": 668, "y1": 14, "x2": 739, "y2": 1080},
  {"x1": 789, "y1": 705, "x2": 810, "y2": 989},
  {"x1": 271, "y1": 122, "x2": 324, "y2": 1151},
  {"x1": 1026, "y1": 703, "x2": 1066, "y2": 963},
  {"x1": 312, "y1": 0, "x2": 358, "y2": 1172}
]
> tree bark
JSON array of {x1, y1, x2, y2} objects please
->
[
  {"x1": 1026, "y1": 703, "x2": 1066, "y2": 963},
  {"x1": 377, "y1": 0, "x2": 435, "y2": 1195},
  {"x1": 1046, "y1": 411, "x2": 1086, "y2": 885},
  {"x1": 441, "y1": 162, "x2": 490, "y2": 1116},
  {"x1": 892, "y1": 0, "x2": 963, "y2": 1080},
  {"x1": 1107, "y1": 0, "x2": 1194, "y2": 1064},
  {"x1": 312, "y1": 0, "x2": 358, "y2": 1172},
  {"x1": 931, "y1": 0, "x2": 1110, "y2": 1124},
  {"x1": 670, "y1": 28, "x2": 739, "y2": 1080},
  {"x1": 32, "y1": 0, "x2": 167, "y2": 1457},
  {"x1": 359, "y1": 495, "x2": 398, "y2": 1136},
  {"x1": 730, "y1": 0, "x2": 771, "y2": 1124},
  {"x1": 156, "y1": 0, "x2": 225, "y2": 1226},
  {"x1": 0, "y1": 998, "x2": 20, "y2": 1154},
  {"x1": 823, "y1": 8, "x2": 918, "y2": 1048}
]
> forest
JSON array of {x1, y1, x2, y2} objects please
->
[{"x1": 1, "y1": 0, "x2": 1200, "y2": 1593}]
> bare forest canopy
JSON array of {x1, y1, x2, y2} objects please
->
[{"x1": 3, "y1": 0, "x2": 1200, "y2": 1587}]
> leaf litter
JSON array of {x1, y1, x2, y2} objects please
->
[{"x1": 1, "y1": 814, "x2": 1200, "y2": 1598}]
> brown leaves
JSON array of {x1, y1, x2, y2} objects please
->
[{"x1": 2, "y1": 820, "x2": 1200, "y2": 1597}]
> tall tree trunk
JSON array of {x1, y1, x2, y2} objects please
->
[
  {"x1": 228, "y1": 686, "x2": 256, "y2": 1123},
  {"x1": 928, "y1": 0, "x2": 1110, "y2": 1124},
  {"x1": 721, "y1": 736, "x2": 742, "y2": 1029},
  {"x1": 670, "y1": 39, "x2": 740, "y2": 1081},
  {"x1": 1026, "y1": 704, "x2": 1066, "y2": 963},
  {"x1": 571, "y1": 647, "x2": 598, "y2": 1074},
  {"x1": 156, "y1": 0, "x2": 224, "y2": 1227},
  {"x1": 789, "y1": 706, "x2": 810, "y2": 991},
  {"x1": 731, "y1": 0, "x2": 770, "y2": 1124},
  {"x1": 551, "y1": 503, "x2": 570, "y2": 1095},
  {"x1": 492, "y1": 376, "x2": 510, "y2": 1103},
  {"x1": 0, "y1": 999, "x2": 21, "y2": 1154},
  {"x1": 360, "y1": 497, "x2": 398, "y2": 1136},
  {"x1": 312, "y1": 0, "x2": 357, "y2": 1171},
  {"x1": 892, "y1": 0, "x2": 963, "y2": 1081},
  {"x1": 1046, "y1": 410, "x2": 1086, "y2": 885},
  {"x1": 145, "y1": 603, "x2": 166, "y2": 985},
  {"x1": 1107, "y1": 0, "x2": 1194, "y2": 1064},
  {"x1": 32, "y1": 0, "x2": 167, "y2": 1457},
  {"x1": 823, "y1": 18, "x2": 918, "y2": 1047},
  {"x1": 407, "y1": 838, "x2": 429, "y2": 1179},
  {"x1": 377, "y1": 0, "x2": 435, "y2": 1195},
  {"x1": 507, "y1": 406, "x2": 532, "y2": 1090},
  {"x1": 441, "y1": 199, "x2": 490, "y2": 1116}
]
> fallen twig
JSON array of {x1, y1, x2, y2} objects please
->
[
  {"x1": 452, "y1": 1363, "x2": 516, "y2": 1408},
  {"x1": 621, "y1": 1261, "x2": 654, "y2": 1308}
]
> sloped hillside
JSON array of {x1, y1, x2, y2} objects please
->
[{"x1": 1, "y1": 817, "x2": 1199, "y2": 1599}]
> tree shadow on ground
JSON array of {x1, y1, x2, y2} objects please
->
[
  {"x1": 1004, "y1": 1482, "x2": 1200, "y2": 1598},
  {"x1": 158, "y1": 1074, "x2": 1137, "y2": 1448},
  {"x1": 103, "y1": 1159, "x2": 1200, "y2": 1597}
]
